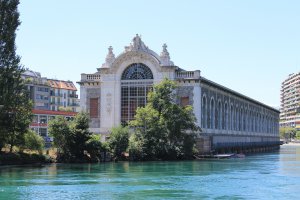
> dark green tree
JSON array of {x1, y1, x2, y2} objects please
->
[
  {"x1": 69, "y1": 112, "x2": 92, "y2": 159},
  {"x1": 21, "y1": 129, "x2": 45, "y2": 154},
  {"x1": 108, "y1": 126, "x2": 129, "y2": 160},
  {"x1": 86, "y1": 134, "x2": 102, "y2": 162},
  {"x1": 0, "y1": 0, "x2": 32, "y2": 151},
  {"x1": 48, "y1": 112, "x2": 93, "y2": 162},
  {"x1": 129, "y1": 79, "x2": 200, "y2": 160},
  {"x1": 48, "y1": 116, "x2": 71, "y2": 156}
]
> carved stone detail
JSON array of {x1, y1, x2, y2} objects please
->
[
  {"x1": 160, "y1": 43, "x2": 174, "y2": 66},
  {"x1": 101, "y1": 46, "x2": 115, "y2": 68}
]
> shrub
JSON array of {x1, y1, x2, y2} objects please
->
[
  {"x1": 22, "y1": 130, "x2": 44, "y2": 154},
  {"x1": 108, "y1": 126, "x2": 129, "y2": 159}
]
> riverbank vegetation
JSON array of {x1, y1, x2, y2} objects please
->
[
  {"x1": 48, "y1": 112, "x2": 110, "y2": 163},
  {"x1": 46, "y1": 79, "x2": 200, "y2": 163},
  {"x1": 128, "y1": 79, "x2": 200, "y2": 161},
  {"x1": 280, "y1": 127, "x2": 300, "y2": 142}
]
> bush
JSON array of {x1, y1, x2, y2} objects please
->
[
  {"x1": 108, "y1": 126, "x2": 129, "y2": 160},
  {"x1": 86, "y1": 134, "x2": 102, "y2": 162},
  {"x1": 22, "y1": 130, "x2": 44, "y2": 154}
]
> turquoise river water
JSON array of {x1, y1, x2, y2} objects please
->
[{"x1": 1, "y1": 144, "x2": 300, "y2": 200}]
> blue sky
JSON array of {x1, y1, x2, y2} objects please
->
[{"x1": 16, "y1": 0, "x2": 300, "y2": 108}]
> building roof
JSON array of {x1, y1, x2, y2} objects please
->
[
  {"x1": 22, "y1": 70, "x2": 41, "y2": 78},
  {"x1": 47, "y1": 79, "x2": 77, "y2": 91},
  {"x1": 201, "y1": 77, "x2": 280, "y2": 113},
  {"x1": 32, "y1": 109, "x2": 77, "y2": 116}
]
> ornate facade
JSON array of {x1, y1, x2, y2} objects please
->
[{"x1": 78, "y1": 35, "x2": 280, "y2": 152}]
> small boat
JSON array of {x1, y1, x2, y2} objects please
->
[{"x1": 213, "y1": 154, "x2": 235, "y2": 159}]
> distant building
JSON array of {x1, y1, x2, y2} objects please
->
[
  {"x1": 280, "y1": 72, "x2": 300, "y2": 129},
  {"x1": 78, "y1": 35, "x2": 280, "y2": 153},
  {"x1": 48, "y1": 79, "x2": 78, "y2": 112},
  {"x1": 22, "y1": 70, "x2": 51, "y2": 110},
  {"x1": 30, "y1": 109, "x2": 76, "y2": 139},
  {"x1": 22, "y1": 69, "x2": 79, "y2": 138},
  {"x1": 22, "y1": 70, "x2": 79, "y2": 112}
]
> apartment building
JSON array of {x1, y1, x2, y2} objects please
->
[
  {"x1": 280, "y1": 72, "x2": 300, "y2": 128},
  {"x1": 48, "y1": 79, "x2": 78, "y2": 112},
  {"x1": 22, "y1": 70, "x2": 79, "y2": 138}
]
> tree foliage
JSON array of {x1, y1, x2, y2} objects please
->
[
  {"x1": 280, "y1": 127, "x2": 296, "y2": 140},
  {"x1": 48, "y1": 112, "x2": 96, "y2": 162},
  {"x1": 0, "y1": 0, "x2": 32, "y2": 151},
  {"x1": 129, "y1": 78, "x2": 200, "y2": 160},
  {"x1": 86, "y1": 134, "x2": 103, "y2": 162},
  {"x1": 108, "y1": 126, "x2": 129, "y2": 159},
  {"x1": 48, "y1": 116, "x2": 71, "y2": 155},
  {"x1": 21, "y1": 129, "x2": 44, "y2": 154}
]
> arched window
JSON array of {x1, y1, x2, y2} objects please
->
[
  {"x1": 202, "y1": 96, "x2": 207, "y2": 129},
  {"x1": 121, "y1": 63, "x2": 153, "y2": 80},
  {"x1": 210, "y1": 98, "x2": 215, "y2": 129},
  {"x1": 218, "y1": 100, "x2": 222, "y2": 129},
  {"x1": 231, "y1": 104, "x2": 234, "y2": 130},
  {"x1": 121, "y1": 63, "x2": 153, "y2": 124},
  {"x1": 224, "y1": 102, "x2": 228, "y2": 130}
]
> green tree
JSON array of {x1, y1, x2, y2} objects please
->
[
  {"x1": 296, "y1": 131, "x2": 300, "y2": 140},
  {"x1": 69, "y1": 112, "x2": 92, "y2": 159},
  {"x1": 129, "y1": 105, "x2": 167, "y2": 160},
  {"x1": 108, "y1": 126, "x2": 129, "y2": 159},
  {"x1": 0, "y1": 0, "x2": 32, "y2": 151},
  {"x1": 86, "y1": 134, "x2": 102, "y2": 162},
  {"x1": 21, "y1": 129, "x2": 45, "y2": 154},
  {"x1": 129, "y1": 79, "x2": 200, "y2": 160},
  {"x1": 48, "y1": 112, "x2": 93, "y2": 162},
  {"x1": 280, "y1": 127, "x2": 296, "y2": 141},
  {"x1": 48, "y1": 116, "x2": 71, "y2": 156}
]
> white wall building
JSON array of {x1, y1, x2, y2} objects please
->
[{"x1": 78, "y1": 35, "x2": 280, "y2": 152}]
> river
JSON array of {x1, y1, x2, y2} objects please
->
[{"x1": 1, "y1": 144, "x2": 300, "y2": 199}]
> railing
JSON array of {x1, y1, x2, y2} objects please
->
[
  {"x1": 81, "y1": 74, "x2": 101, "y2": 81},
  {"x1": 68, "y1": 103, "x2": 79, "y2": 107},
  {"x1": 69, "y1": 94, "x2": 78, "y2": 98},
  {"x1": 50, "y1": 102, "x2": 64, "y2": 106},
  {"x1": 175, "y1": 70, "x2": 200, "y2": 79}
]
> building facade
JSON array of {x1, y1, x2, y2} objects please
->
[
  {"x1": 22, "y1": 70, "x2": 79, "y2": 139},
  {"x1": 22, "y1": 70, "x2": 79, "y2": 112},
  {"x1": 78, "y1": 35, "x2": 280, "y2": 152},
  {"x1": 30, "y1": 109, "x2": 76, "y2": 138},
  {"x1": 280, "y1": 72, "x2": 300, "y2": 128}
]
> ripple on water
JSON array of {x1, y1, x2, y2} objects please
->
[{"x1": 1, "y1": 145, "x2": 300, "y2": 199}]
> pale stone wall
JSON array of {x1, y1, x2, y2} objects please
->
[{"x1": 85, "y1": 87, "x2": 101, "y2": 132}]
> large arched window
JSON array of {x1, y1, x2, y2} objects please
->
[
  {"x1": 121, "y1": 63, "x2": 153, "y2": 124},
  {"x1": 121, "y1": 63, "x2": 153, "y2": 80},
  {"x1": 210, "y1": 98, "x2": 215, "y2": 129},
  {"x1": 202, "y1": 96, "x2": 207, "y2": 129}
]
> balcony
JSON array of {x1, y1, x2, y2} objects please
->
[
  {"x1": 69, "y1": 94, "x2": 78, "y2": 98},
  {"x1": 50, "y1": 102, "x2": 64, "y2": 106},
  {"x1": 50, "y1": 92, "x2": 63, "y2": 97},
  {"x1": 81, "y1": 74, "x2": 101, "y2": 82},
  {"x1": 175, "y1": 70, "x2": 201, "y2": 79},
  {"x1": 68, "y1": 103, "x2": 79, "y2": 107}
]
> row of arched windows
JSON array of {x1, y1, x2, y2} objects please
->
[{"x1": 201, "y1": 95, "x2": 278, "y2": 135}]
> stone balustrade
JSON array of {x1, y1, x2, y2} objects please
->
[
  {"x1": 81, "y1": 74, "x2": 101, "y2": 81},
  {"x1": 175, "y1": 70, "x2": 201, "y2": 79}
]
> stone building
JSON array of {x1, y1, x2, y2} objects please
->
[{"x1": 78, "y1": 35, "x2": 280, "y2": 153}]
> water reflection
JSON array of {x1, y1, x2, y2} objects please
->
[
  {"x1": 280, "y1": 144, "x2": 300, "y2": 177},
  {"x1": 0, "y1": 145, "x2": 300, "y2": 199}
]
